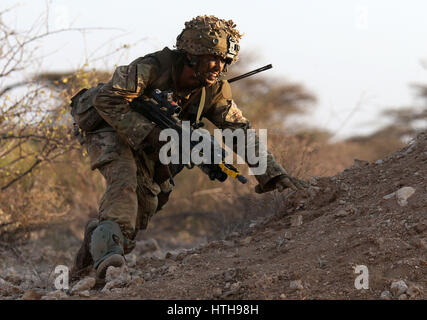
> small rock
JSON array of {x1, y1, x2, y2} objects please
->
[
  {"x1": 21, "y1": 290, "x2": 42, "y2": 300},
  {"x1": 105, "y1": 266, "x2": 129, "y2": 283},
  {"x1": 353, "y1": 158, "x2": 369, "y2": 167},
  {"x1": 375, "y1": 159, "x2": 383, "y2": 165},
  {"x1": 224, "y1": 269, "x2": 236, "y2": 282},
  {"x1": 419, "y1": 239, "x2": 426, "y2": 250},
  {"x1": 230, "y1": 282, "x2": 241, "y2": 291},
  {"x1": 167, "y1": 265, "x2": 178, "y2": 273},
  {"x1": 398, "y1": 294, "x2": 408, "y2": 300},
  {"x1": 174, "y1": 251, "x2": 187, "y2": 261},
  {"x1": 71, "y1": 277, "x2": 96, "y2": 294},
  {"x1": 276, "y1": 237, "x2": 285, "y2": 248},
  {"x1": 110, "y1": 288, "x2": 124, "y2": 295},
  {"x1": 280, "y1": 293, "x2": 286, "y2": 300},
  {"x1": 134, "y1": 238, "x2": 161, "y2": 256},
  {"x1": 78, "y1": 290, "x2": 90, "y2": 298},
  {"x1": 41, "y1": 290, "x2": 68, "y2": 300},
  {"x1": 383, "y1": 192, "x2": 396, "y2": 200},
  {"x1": 390, "y1": 280, "x2": 408, "y2": 297},
  {"x1": 102, "y1": 279, "x2": 124, "y2": 293},
  {"x1": 289, "y1": 280, "x2": 303, "y2": 290},
  {"x1": 221, "y1": 240, "x2": 235, "y2": 248},
  {"x1": 318, "y1": 258, "x2": 327, "y2": 268},
  {"x1": 396, "y1": 187, "x2": 416, "y2": 206},
  {"x1": 143, "y1": 272, "x2": 151, "y2": 281},
  {"x1": 340, "y1": 183, "x2": 350, "y2": 191},
  {"x1": 213, "y1": 288, "x2": 222, "y2": 298},
  {"x1": 413, "y1": 222, "x2": 426, "y2": 234},
  {"x1": 229, "y1": 232, "x2": 240, "y2": 238},
  {"x1": 165, "y1": 252, "x2": 174, "y2": 259},
  {"x1": 380, "y1": 290, "x2": 392, "y2": 300},
  {"x1": 240, "y1": 237, "x2": 252, "y2": 245},
  {"x1": 307, "y1": 186, "x2": 320, "y2": 198},
  {"x1": 128, "y1": 277, "x2": 144, "y2": 288},
  {"x1": 309, "y1": 176, "x2": 318, "y2": 186},
  {"x1": 221, "y1": 283, "x2": 241, "y2": 298},
  {"x1": 183, "y1": 254, "x2": 201, "y2": 264},
  {"x1": 291, "y1": 215, "x2": 303, "y2": 227},
  {"x1": 403, "y1": 143, "x2": 417, "y2": 155},
  {"x1": 407, "y1": 284, "x2": 423, "y2": 298},
  {"x1": 334, "y1": 209, "x2": 349, "y2": 218},
  {"x1": 125, "y1": 254, "x2": 137, "y2": 267},
  {"x1": 339, "y1": 200, "x2": 346, "y2": 205}
]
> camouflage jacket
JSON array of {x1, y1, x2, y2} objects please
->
[{"x1": 93, "y1": 47, "x2": 287, "y2": 189}]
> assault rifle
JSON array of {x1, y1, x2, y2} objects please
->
[
  {"x1": 131, "y1": 90, "x2": 248, "y2": 184},
  {"x1": 130, "y1": 65, "x2": 272, "y2": 184}
]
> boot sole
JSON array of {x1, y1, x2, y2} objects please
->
[{"x1": 96, "y1": 254, "x2": 125, "y2": 280}]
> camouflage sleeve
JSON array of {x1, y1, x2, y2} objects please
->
[
  {"x1": 93, "y1": 59, "x2": 158, "y2": 150},
  {"x1": 205, "y1": 80, "x2": 287, "y2": 189}
]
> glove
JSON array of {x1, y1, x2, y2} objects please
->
[{"x1": 255, "y1": 173, "x2": 308, "y2": 194}]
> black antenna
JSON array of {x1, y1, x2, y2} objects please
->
[{"x1": 227, "y1": 64, "x2": 273, "y2": 83}]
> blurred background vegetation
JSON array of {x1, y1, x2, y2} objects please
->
[{"x1": 0, "y1": 6, "x2": 425, "y2": 251}]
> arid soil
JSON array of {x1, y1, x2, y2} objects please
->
[{"x1": 0, "y1": 132, "x2": 426, "y2": 300}]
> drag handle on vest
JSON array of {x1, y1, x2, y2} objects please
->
[{"x1": 227, "y1": 64, "x2": 273, "y2": 83}]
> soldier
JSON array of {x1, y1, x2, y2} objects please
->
[{"x1": 70, "y1": 15, "x2": 308, "y2": 281}]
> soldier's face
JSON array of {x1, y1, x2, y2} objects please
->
[{"x1": 196, "y1": 54, "x2": 226, "y2": 85}]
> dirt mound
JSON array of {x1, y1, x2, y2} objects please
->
[
  {"x1": 86, "y1": 131, "x2": 425, "y2": 300},
  {"x1": 1, "y1": 132, "x2": 425, "y2": 300}
]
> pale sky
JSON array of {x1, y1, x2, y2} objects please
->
[{"x1": 2, "y1": 0, "x2": 427, "y2": 139}]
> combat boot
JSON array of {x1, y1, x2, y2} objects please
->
[
  {"x1": 90, "y1": 220, "x2": 126, "y2": 280},
  {"x1": 70, "y1": 219, "x2": 98, "y2": 281}
]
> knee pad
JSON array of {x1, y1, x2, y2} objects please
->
[{"x1": 90, "y1": 220, "x2": 124, "y2": 269}]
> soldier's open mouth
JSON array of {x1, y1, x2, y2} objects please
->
[{"x1": 206, "y1": 72, "x2": 218, "y2": 81}]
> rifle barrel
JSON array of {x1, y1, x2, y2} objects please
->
[{"x1": 227, "y1": 64, "x2": 273, "y2": 83}]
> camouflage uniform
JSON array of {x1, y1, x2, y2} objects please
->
[{"x1": 85, "y1": 47, "x2": 287, "y2": 252}]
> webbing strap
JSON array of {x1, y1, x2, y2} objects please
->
[{"x1": 195, "y1": 86, "x2": 206, "y2": 125}]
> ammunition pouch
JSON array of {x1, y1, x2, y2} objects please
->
[{"x1": 70, "y1": 84, "x2": 107, "y2": 132}]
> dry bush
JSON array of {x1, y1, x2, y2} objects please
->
[{"x1": 0, "y1": 7, "x2": 115, "y2": 242}]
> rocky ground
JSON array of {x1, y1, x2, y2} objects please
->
[{"x1": 0, "y1": 132, "x2": 425, "y2": 300}]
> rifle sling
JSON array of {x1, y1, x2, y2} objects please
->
[{"x1": 195, "y1": 86, "x2": 206, "y2": 125}]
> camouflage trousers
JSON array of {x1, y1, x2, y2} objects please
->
[{"x1": 84, "y1": 129, "x2": 173, "y2": 254}]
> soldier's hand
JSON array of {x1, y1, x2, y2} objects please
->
[
  {"x1": 274, "y1": 174, "x2": 308, "y2": 192},
  {"x1": 255, "y1": 174, "x2": 308, "y2": 194}
]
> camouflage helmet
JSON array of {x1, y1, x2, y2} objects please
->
[{"x1": 176, "y1": 15, "x2": 243, "y2": 65}]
